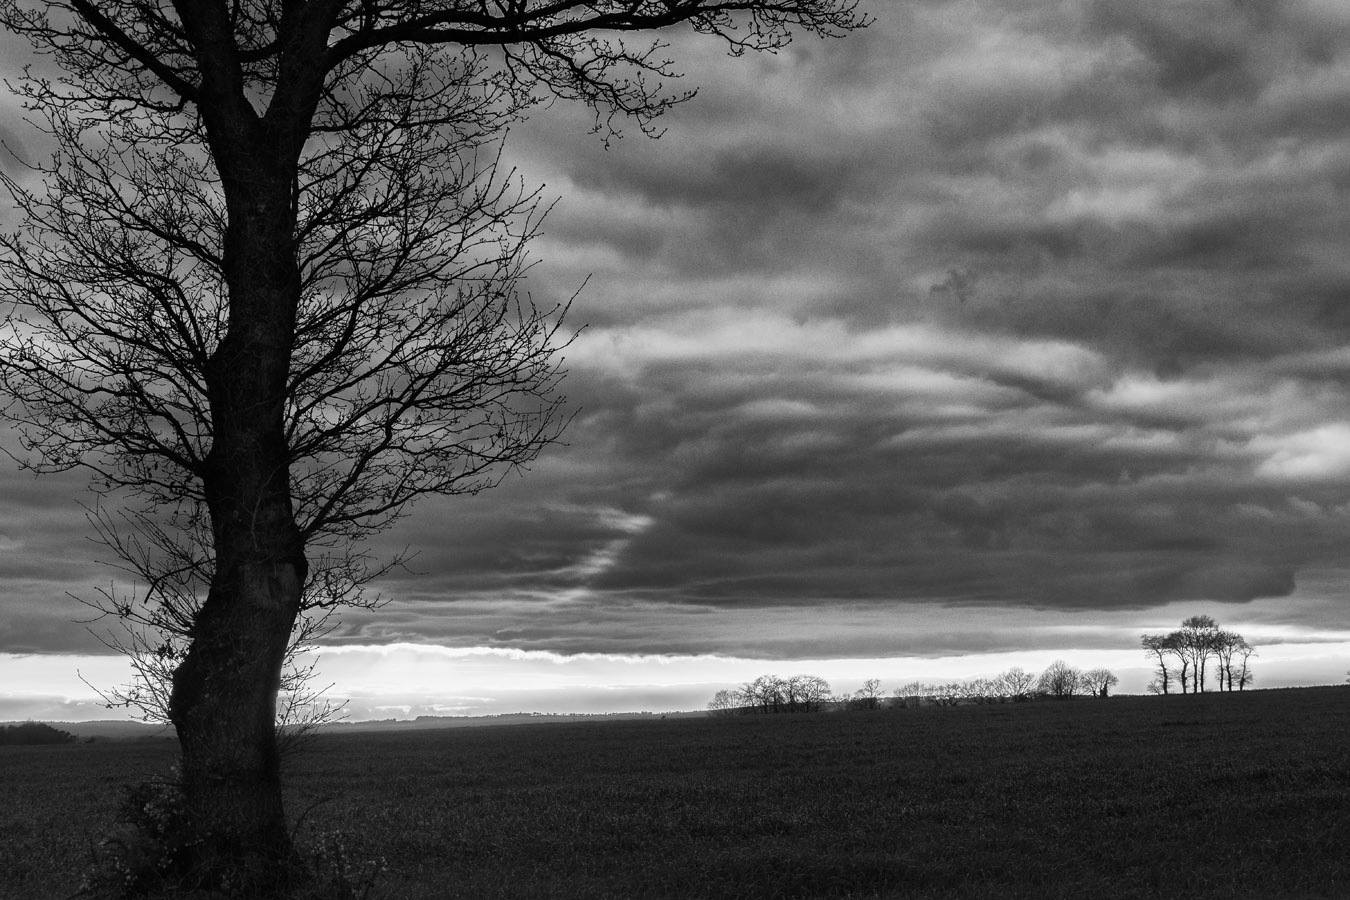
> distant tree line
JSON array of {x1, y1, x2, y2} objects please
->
[
  {"x1": 708, "y1": 674, "x2": 835, "y2": 716},
  {"x1": 1141, "y1": 616, "x2": 1255, "y2": 695},
  {"x1": 708, "y1": 617, "x2": 1261, "y2": 715},
  {"x1": 892, "y1": 662, "x2": 1118, "y2": 705},
  {"x1": 706, "y1": 661, "x2": 1121, "y2": 716},
  {"x1": 0, "y1": 722, "x2": 77, "y2": 745}
]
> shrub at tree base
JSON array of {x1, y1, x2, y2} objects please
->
[
  {"x1": 80, "y1": 768, "x2": 387, "y2": 900},
  {"x1": 81, "y1": 775, "x2": 203, "y2": 898}
]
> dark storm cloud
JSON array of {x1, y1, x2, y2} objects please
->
[
  {"x1": 0, "y1": 455, "x2": 111, "y2": 653},
  {"x1": 569, "y1": 142, "x2": 861, "y2": 217}
]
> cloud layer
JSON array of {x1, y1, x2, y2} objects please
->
[
  {"x1": 8, "y1": 1, "x2": 1350, "y2": 672},
  {"x1": 330, "y1": 0, "x2": 1350, "y2": 657}
]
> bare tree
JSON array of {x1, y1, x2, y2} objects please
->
[
  {"x1": 893, "y1": 681, "x2": 929, "y2": 708},
  {"x1": 930, "y1": 682, "x2": 964, "y2": 707},
  {"x1": 784, "y1": 674, "x2": 832, "y2": 712},
  {"x1": 1212, "y1": 631, "x2": 1245, "y2": 691},
  {"x1": 1236, "y1": 641, "x2": 1257, "y2": 691},
  {"x1": 706, "y1": 688, "x2": 743, "y2": 717},
  {"x1": 0, "y1": 0, "x2": 866, "y2": 888},
  {"x1": 1037, "y1": 660, "x2": 1082, "y2": 699},
  {"x1": 741, "y1": 674, "x2": 786, "y2": 714},
  {"x1": 1176, "y1": 615, "x2": 1221, "y2": 693},
  {"x1": 1079, "y1": 668, "x2": 1118, "y2": 698},
  {"x1": 967, "y1": 680, "x2": 997, "y2": 704},
  {"x1": 848, "y1": 678, "x2": 884, "y2": 710},
  {"x1": 1211, "y1": 630, "x2": 1256, "y2": 692},
  {"x1": 1141, "y1": 633, "x2": 1175, "y2": 695},
  {"x1": 997, "y1": 666, "x2": 1038, "y2": 701},
  {"x1": 1, "y1": 47, "x2": 567, "y2": 885},
  {"x1": 1160, "y1": 627, "x2": 1194, "y2": 694}
]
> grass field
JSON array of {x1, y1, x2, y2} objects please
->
[{"x1": 4, "y1": 686, "x2": 1350, "y2": 899}]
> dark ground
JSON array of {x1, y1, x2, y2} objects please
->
[{"x1": 4, "y1": 686, "x2": 1350, "y2": 899}]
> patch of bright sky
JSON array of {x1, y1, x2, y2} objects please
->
[{"x1": 6, "y1": 631, "x2": 1350, "y2": 723}]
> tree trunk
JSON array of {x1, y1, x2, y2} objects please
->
[
  {"x1": 167, "y1": 142, "x2": 308, "y2": 888},
  {"x1": 168, "y1": 550, "x2": 303, "y2": 885}
]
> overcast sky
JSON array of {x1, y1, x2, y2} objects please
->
[{"x1": 8, "y1": 0, "x2": 1350, "y2": 720}]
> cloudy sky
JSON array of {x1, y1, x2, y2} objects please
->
[{"x1": 8, "y1": 0, "x2": 1350, "y2": 720}]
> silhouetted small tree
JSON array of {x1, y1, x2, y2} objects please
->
[
  {"x1": 740, "y1": 675, "x2": 786, "y2": 714},
  {"x1": 1213, "y1": 631, "x2": 1253, "y2": 691},
  {"x1": 1236, "y1": 643, "x2": 1257, "y2": 691},
  {"x1": 1079, "y1": 668, "x2": 1118, "y2": 698},
  {"x1": 998, "y1": 667, "x2": 1038, "y2": 701},
  {"x1": 706, "y1": 689, "x2": 743, "y2": 717},
  {"x1": 848, "y1": 678, "x2": 884, "y2": 711},
  {"x1": 1177, "y1": 616, "x2": 1221, "y2": 692},
  {"x1": 1141, "y1": 633, "x2": 1176, "y2": 695},
  {"x1": 1037, "y1": 660, "x2": 1082, "y2": 699},
  {"x1": 961, "y1": 678, "x2": 998, "y2": 704},
  {"x1": 892, "y1": 682, "x2": 929, "y2": 708},
  {"x1": 784, "y1": 674, "x2": 833, "y2": 712}
]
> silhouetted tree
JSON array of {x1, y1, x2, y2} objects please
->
[
  {"x1": 997, "y1": 666, "x2": 1038, "y2": 701},
  {"x1": 1173, "y1": 652, "x2": 1192, "y2": 693},
  {"x1": 741, "y1": 675, "x2": 786, "y2": 714},
  {"x1": 1141, "y1": 633, "x2": 1176, "y2": 695},
  {"x1": 1037, "y1": 660, "x2": 1082, "y2": 699},
  {"x1": 1176, "y1": 615, "x2": 1221, "y2": 693},
  {"x1": 930, "y1": 682, "x2": 964, "y2": 706},
  {"x1": 848, "y1": 678, "x2": 884, "y2": 710},
  {"x1": 893, "y1": 682, "x2": 930, "y2": 708},
  {"x1": 0, "y1": 0, "x2": 866, "y2": 888},
  {"x1": 1079, "y1": 668, "x2": 1118, "y2": 698},
  {"x1": 785, "y1": 674, "x2": 833, "y2": 712},
  {"x1": 1213, "y1": 630, "x2": 1251, "y2": 692},
  {"x1": 706, "y1": 689, "x2": 743, "y2": 717},
  {"x1": 1236, "y1": 641, "x2": 1257, "y2": 691}
]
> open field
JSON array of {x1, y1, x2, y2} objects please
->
[{"x1": 4, "y1": 686, "x2": 1350, "y2": 899}]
